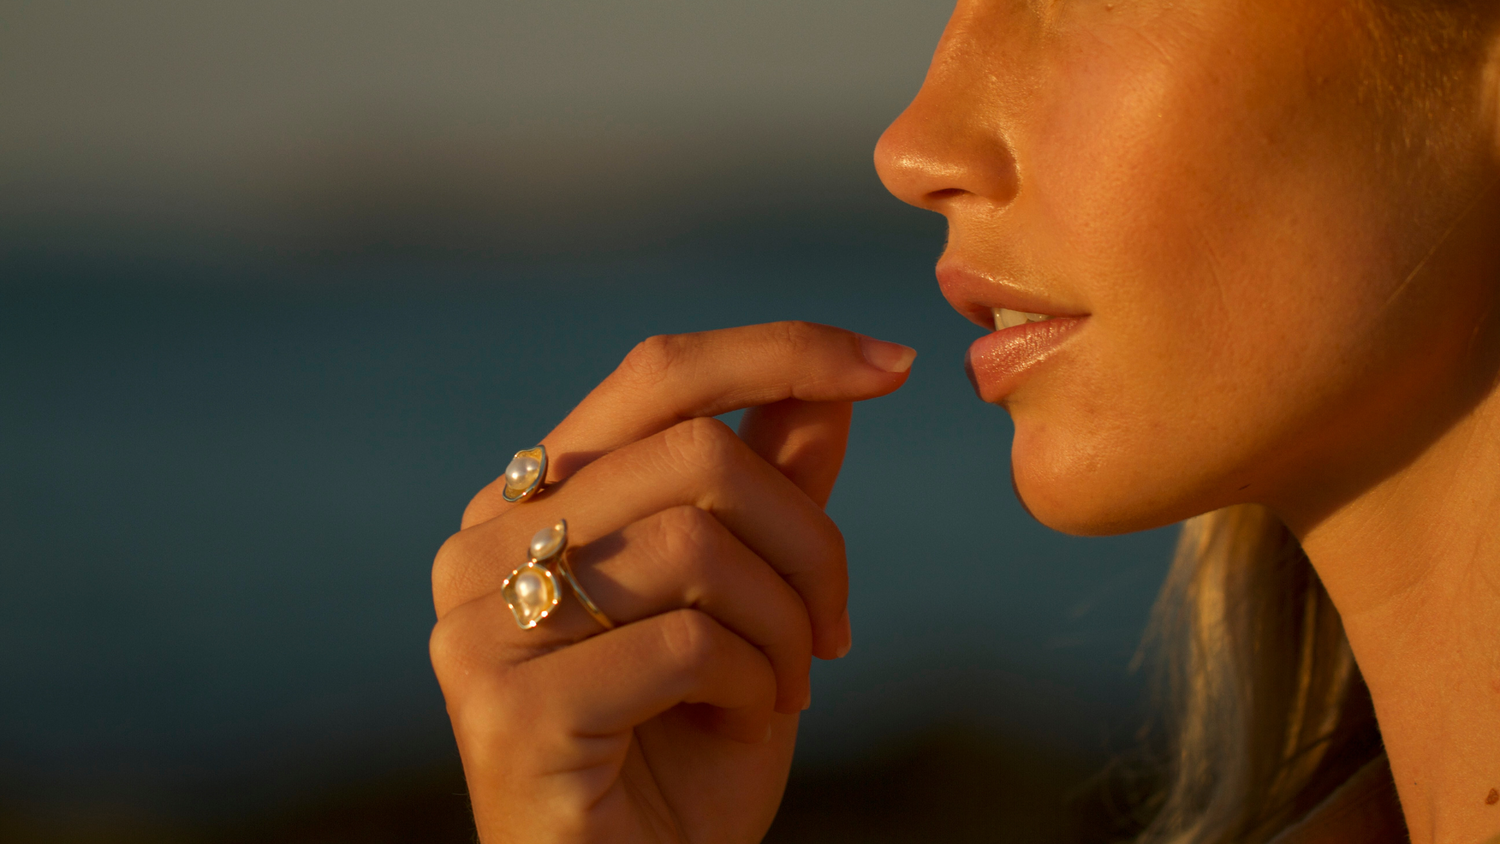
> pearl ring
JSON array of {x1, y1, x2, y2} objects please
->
[
  {"x1": 501, "y1": 445, "x2": 548, "y2": 503},
  {"x1": 501, "y1": 519, "x2": 615, "y2": 632}
]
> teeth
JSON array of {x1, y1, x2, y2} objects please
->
[{"x1": 992, "y1": 308, "x2": 1054, "y2": 330}]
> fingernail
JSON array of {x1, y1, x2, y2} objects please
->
[
  {"x1": 761, "y1": 724, "x2": 774, "y2": 744},
  {"x1": 860, "y1": 337, "x2": 917, "y2": 373},
  {"x1": 801, "y1": 689, "x2": 812, "y2": 711},
  {"x1": 836, "y1": 609, "x2": 852, "y2": 658}
]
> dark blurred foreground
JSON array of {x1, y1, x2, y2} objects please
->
[{"x1": 0, "y1": 723, "x2": 1159, "y2": 843}]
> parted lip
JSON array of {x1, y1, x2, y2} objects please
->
[{"x1": 935, "y1": 260, "x2": 1089, "y2": 329}]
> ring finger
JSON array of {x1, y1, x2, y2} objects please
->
[{"x1": 461, "y1": 505, "x2": 814, "y2": 714}]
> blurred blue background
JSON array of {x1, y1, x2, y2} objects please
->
[{"x1": 1, "y1": 2, "x2": 1175, "y2": 840}]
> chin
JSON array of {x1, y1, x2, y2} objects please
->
[{"x1": 1009, "y1": 426, "x2": 1203, "y2": 538}]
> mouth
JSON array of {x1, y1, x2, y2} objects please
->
[
  {"x1": 966, "y1": 313, "x2": 1086, "y2": 404},
  {"x1": 935, "y1": 262, "x2": 1086, "y2": 328},
  {"x1": 936, "y1": 263, "x2": 1088, "y2": 403},
  {"x1": 992, "y1": 308, "x2": 1058, "y2": 330}
]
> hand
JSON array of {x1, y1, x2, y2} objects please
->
[{"x1": 429, "y1": 321, "x2": 915, "y2": 843}]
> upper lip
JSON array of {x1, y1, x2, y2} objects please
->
[{"x1": 936, "y1": 261, "x2": 1088, "y2": 330}]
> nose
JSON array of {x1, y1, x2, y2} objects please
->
[{"x1": 874, "y1": 8, "x2": 1020, "y2": 215}]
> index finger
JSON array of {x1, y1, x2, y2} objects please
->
[{"x1": 464, "y1": 321, "x2": 914, "y2": 527}]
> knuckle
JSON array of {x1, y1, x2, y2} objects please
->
[
  {"x1": 431, "y1": 620, "x2": 528, "y2": 749},
  {"x1": 431, "y1": 526, "x2": 502, "y2": 616},
  {"x1": 453, "y1": 686, "x2": 525, "y2": 773},
  {"x1": 657, "y1": 609, "x2": 720, "y2": 673},
  {"x1": 427, "y1": 615, "x2": 472, "y2": 687},
  {"x1": 822, "y1": 532, "x2": 850, "y2": 590},
  {"x1": 650, "y1": 505, "x2": 718, "y2": 577},
  {"x1": 769, "y1": 319, "x2": 822, "y2": 357},
  {"x1": 663, "y1": 416, "x2": 741, "y2": 478},
  {"x1": 774, "y1": 320, "x2": 822, "y2": 350},
  {"x1": 430, "y1": 531, "x2": 469, "y2": 607},
  {"x1": 819, "y1": 517, "x2": 848, "y2": 565},
  {"x1": 619, "y1": 333, "x2": 680, "y2": 385},
  {"x1": 804, "y1": 509, "x2": 847, "y2": 565},
  {"x1": 801, "y1": 516, "x2": 850, "y2": 604}
]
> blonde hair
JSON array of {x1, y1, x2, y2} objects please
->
[{"x1": 1135, "y1": 505, "x2": 1382, "y2": 844}]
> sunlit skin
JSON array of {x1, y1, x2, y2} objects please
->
[
  {"x1": 434, "y1": 0, "x2": 1500, "y2": 842},
  {"x1": 877, "y1": 0, "x2": 1500, "y2": 841},
  {"x1": 430, "y1": 325, "x2": 915, "y2": 843},
  {"x1": 880, "y1": 0, "x2": 1500, "y2": 537}
]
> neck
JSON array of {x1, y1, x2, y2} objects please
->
[{"x1": 1292, "y1": 385, "x2": 1500, "y2": 844}]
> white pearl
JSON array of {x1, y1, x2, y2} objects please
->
[
  {"x1": 530, "y1": 523, "x2": 565, "y2": 560},
  {"x1": 514, "y1": 571, "x2": 545, "y2": 608},
  {"x1": 505, "y1": 455, "x2": 541, "y2": 489}
]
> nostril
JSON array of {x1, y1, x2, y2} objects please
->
[{"x1": 876, "y1": 114, "x2": 1020, "y2": 212}]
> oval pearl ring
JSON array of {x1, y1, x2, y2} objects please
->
[{"x1": 501, "y1": 445, "x2": 548, "y2": 503}]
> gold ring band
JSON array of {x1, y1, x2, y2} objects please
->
[{"x1": 558, "y1": 553, "x2": 616, "y2": 631}]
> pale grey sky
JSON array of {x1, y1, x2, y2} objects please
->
[{"x1": 1, "y1": 1, "x2": 953, "y2": 253}]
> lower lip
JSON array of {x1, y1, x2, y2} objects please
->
[{"x1": 966, "y1": 317, "x2": 1087, "y2": 402}]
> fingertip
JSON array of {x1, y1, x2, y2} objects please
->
[
  {"x1": 859, "y1": 336, "x2": 917, "y2": 374},
  {"x1": 811, "y1": 629, "x2": 837, "y2": 661},
  {"x1": 773, "y1": 674, "x2": 813, "y2": 715},
  {"x1": 812, "y1": 608, "x2": 853, "y2": 661},
  {"x1": 711, "y1": 709, "x2": 776, "y2": 745}
]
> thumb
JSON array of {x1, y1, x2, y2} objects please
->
[{"x1": 737, "y1": 399, "x2": 853, "y2": 509}]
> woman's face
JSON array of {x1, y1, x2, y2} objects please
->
[{"x1": 878, "y1": 0, "x2": 1500, "y2": 535}]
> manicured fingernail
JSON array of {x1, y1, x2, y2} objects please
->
[
  {"x1": 801, "y1": 689, "x2": 812, "y2": 711},
  {"x1": 836, "y1": 609, "x2": 852, "y2": 658},
  {"x1": 860, "y1": 337, "x2": 917, "y2": 373}
]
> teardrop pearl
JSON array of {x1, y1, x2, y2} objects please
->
[
  {"x1": 505, "y1": 455, "x2": 541, "y2": 489},
  {"x1": 530, "y1": 523, "x2": 565, "y2": 560}
]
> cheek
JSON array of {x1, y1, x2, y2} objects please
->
[{"x1": 1004, "y1": 14, "x2": 1413, "y2": 533}]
